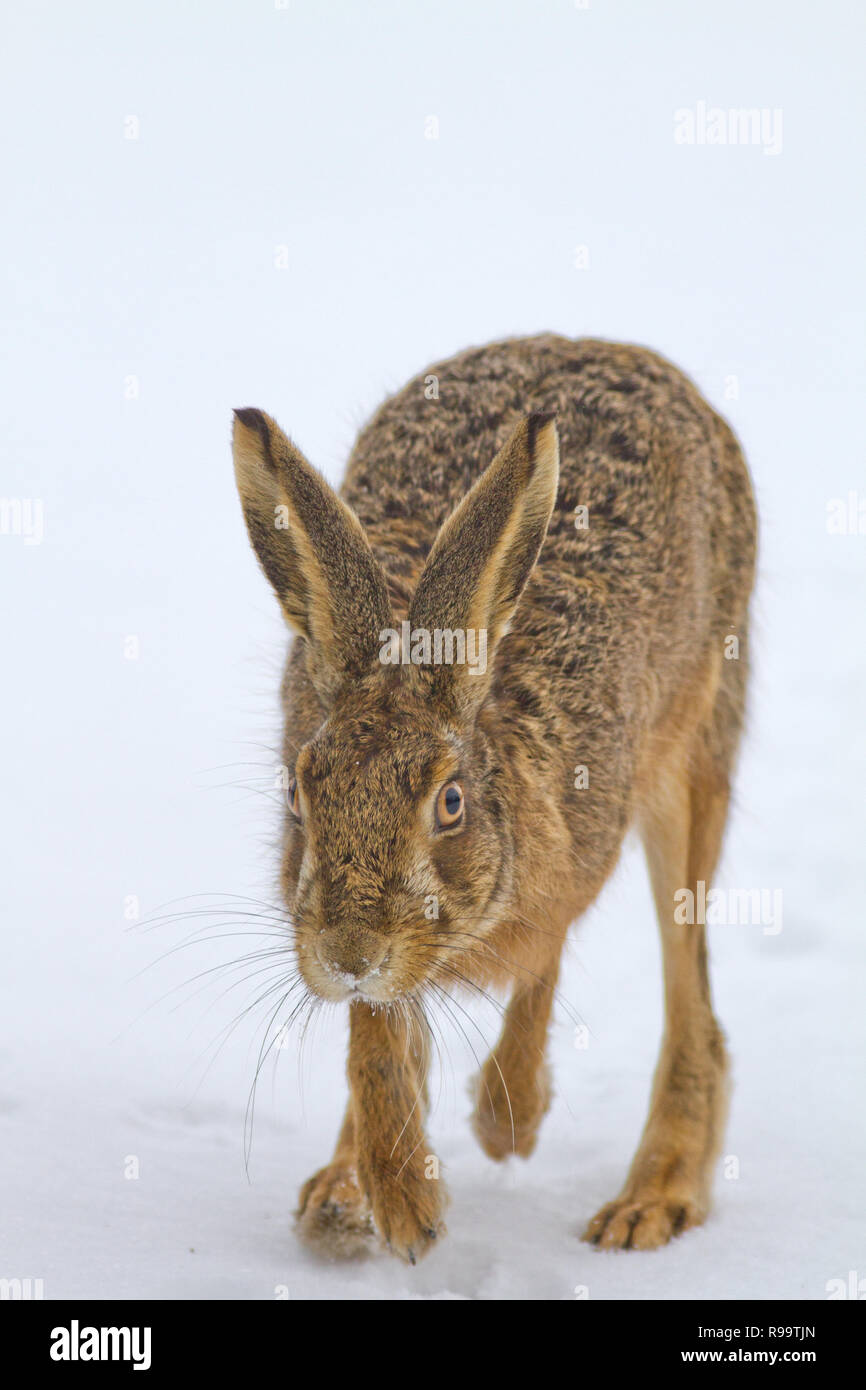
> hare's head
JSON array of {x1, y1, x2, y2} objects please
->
[{"x1": 233, "y1": 407, "x2": 559, "y2": 1006}]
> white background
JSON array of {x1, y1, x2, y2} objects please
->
[{"x1": 2, "y1": 0, "x2": 864, "y2": 1300}]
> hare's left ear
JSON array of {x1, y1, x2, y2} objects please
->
[
  {"x1": 232, "y1": 407, "x2": 393, "y2": 701},
  {"x1": 408, "y1": 412, "x2": 559, "y2": 714}
]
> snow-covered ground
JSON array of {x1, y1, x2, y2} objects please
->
[{"x1": 2, "y1": 1, "x2": 864, "y2": 1300}]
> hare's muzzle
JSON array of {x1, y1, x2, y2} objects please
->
[{"x1": 313, "y1": 926, "x2": 390, "y2": 997}]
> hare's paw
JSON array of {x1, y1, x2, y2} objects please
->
[
  {"x1": 582, "y1": 1194, "x2": 704, "y2": 1251},
  {"x1": 471, "y1": 1057, "x2": 551, "y2": 1160},
  {"x1": 295, "y1": 1162, "x2": 375, "y2": 1259},
  {"x1": 359, "y1": 1156, "x2": 447, "y2": 1264}
]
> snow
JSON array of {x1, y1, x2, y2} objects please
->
[{"x1": 1, "y1": 0, "x2": 864, "y2": 1300}]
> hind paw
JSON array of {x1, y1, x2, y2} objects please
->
[{"x1": 582, "y1": 1195, "x2": 704, "y2": 1250}]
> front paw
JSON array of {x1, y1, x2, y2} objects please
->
[
  {"x1": 471, "y1": 1057, "x2": 551, "y2": 1160},
  {"x1": 296, "y1": 1162, "x2": 376, "y2": 1259},
  {"x1": 357, "y1": 1152, "x2": 447, "y2": 1264}
]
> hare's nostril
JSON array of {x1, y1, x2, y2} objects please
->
[{"x1": 314, "y1": 930, "x2": 390, "y2": 985}]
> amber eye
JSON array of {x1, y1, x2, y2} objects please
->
[
  {"x1": 287, "y1": 777, "x2": 302, "y2": 823},
  {"x1": 435, "y1": 781, "x2": 465, "y2": 829}
]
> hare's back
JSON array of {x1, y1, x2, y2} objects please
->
[{"x1": 343, "y1": 335, "x2": 753, "y2": 625}]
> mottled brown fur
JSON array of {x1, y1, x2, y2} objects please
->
[{"x1": 232, "y1": 334, "x2": 757, "y2": 1261}]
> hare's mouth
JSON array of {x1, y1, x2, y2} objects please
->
[{"x1": 304, "y1": 951, "x2": 401, "y2": 1005}]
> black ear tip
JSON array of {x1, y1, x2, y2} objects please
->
[
  {"x1": 527, "y1": 410, "x2": 557, "y2": 452},
  {"x1": 233, "y1": 406, "x2": 267, "y2": 434}
]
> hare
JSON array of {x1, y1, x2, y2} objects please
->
[{"x1": 232, "y1": 334, "x2": 757, "y2": 1262}]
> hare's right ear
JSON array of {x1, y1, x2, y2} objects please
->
[
  {"x1": 408, "y1": 412, "x2": 559, "y2": 717},
  {"x1": 232, "y1": 408, "x2": 393, "y2": 700}
]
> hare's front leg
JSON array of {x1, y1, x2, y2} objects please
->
[
  {"x1": 349, "y1": 1003, "x2": 446, "y2": 1262},
  {"x1": 471, "y1": 964, "x2": 559, "y2": 1160},
  {"x1": 584, "y1": 732, "x2": 732, "y2": 1250},
  {"x1": 296, "y1": 1104, "x2": 375, "y2": 1258},
  {"x1": 297, "y1": 1003, "x2": 445, "y2": 1263}
]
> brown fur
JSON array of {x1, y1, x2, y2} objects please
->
[{"x1": 232, "y1": 334, "x2": 757, "y2": 1261}]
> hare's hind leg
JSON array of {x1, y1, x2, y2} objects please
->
[{"x1": 584, "y1": 672, "x2": 742, "y2": 1250}]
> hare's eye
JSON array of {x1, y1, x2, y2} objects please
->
[
  {"x1": 435, "y1": 781, "x2": 464, "y2": 830},
  {"x1": 288, "y1": 777, "x2": 302, "y2": 823}
]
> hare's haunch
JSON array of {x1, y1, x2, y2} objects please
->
[{"x1": 232, "y1": 334, "x2": 757, "y2": 1262}]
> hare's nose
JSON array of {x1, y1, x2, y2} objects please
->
[{"x1": 315, "y1": 927, "x2": 389, "y2": 984}]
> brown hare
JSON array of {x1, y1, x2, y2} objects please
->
[{"x1": 232, "y1": 334, "x2": 757, "y2": 1262}]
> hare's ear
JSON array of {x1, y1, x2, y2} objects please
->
[
  {"x1": 232, "y1": 408, "x2": 393, "y2": 700},
  {"x1": 408, "y1": 412, "x2": 559, "y2": 715}
]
